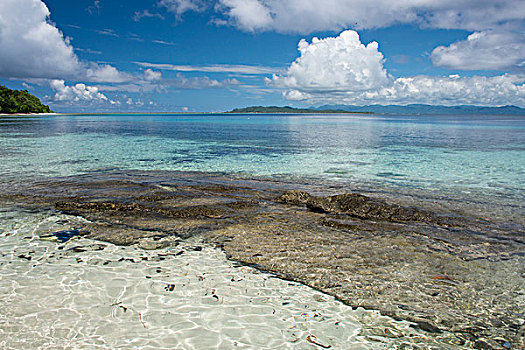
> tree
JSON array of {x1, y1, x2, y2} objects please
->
[{"x1": 0, "y1": 85, "x2": 52, "y2": 114}]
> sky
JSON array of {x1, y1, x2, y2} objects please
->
[{"x1": 0, "y1": 0, "x2": 524, "y2": 112}]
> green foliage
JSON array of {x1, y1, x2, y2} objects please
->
[
  {"x1": 0, "y1": 85, "x2": 52, "y2": 114},
  {"x1": 227, "y1": 106, "x2": 369, "y2": 114}
]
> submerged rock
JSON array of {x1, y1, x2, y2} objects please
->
[
  {"x1": 138, "y1": 237, "x2": 179, "y2": 250},
  {"x1": 278, "y1": 190, "x2": 457, "y2": 225},
  {"x1": 1, "y1": 170, "x2": 523, "y2": 349}
]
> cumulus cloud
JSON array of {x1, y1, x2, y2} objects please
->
[
  {"x1": 218, "y1": 0, "x2": 273, "y2": 32},
  {"x1": 381, "y1": 74, "x2": 525, "y2": 106},
  {"x1": 283, "y1": 75, "x2": 525, "y2": 107},
  {"x1": 431, "y1": 31, "x2": 525, "y2": 71},
  {"x1": 154, "y1": 0, "x2": 524, "y2": 74},
  {"x1": 0, "y1": 0, "x2": 81, "y2": 80},
  {"x1": 271, "y1": 31, "x2": 390, "y2": 92},
  {"x1": 215, "y1": 0, "x2": 524, "y2": 33},
  {"x1": 0, "y1": 0, "x2": 128, "y2": 83},
  {"x1": 144, "y1": 69, "x2": 162, "y2": 81},
  {"x1": 273, "y1": 30, "x2": 525, "y2": 106},
  {"x1": 286, "y1": 74, "x2": 525, "y2": 107},
  {"x1": 49, "y1": 80, "x2": 109, "y2": 103},
  {"x1": 86, "y1": 64, "x2": 132, "y2": 83}
]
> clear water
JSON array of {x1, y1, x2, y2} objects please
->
[
  {"x1": 0, "y1": 113, "x2": 523, "y2": 348},
  {"x1": 0, "y1": 209, "x2": 365, "y2": 349},
  {"x1": 1, "y1": 207, "x2": 439, "y2": 349},
  {"x1": 1, "y1": 114, "x2": 523, "y2": 202}
]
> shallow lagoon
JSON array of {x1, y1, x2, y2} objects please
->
[
  {"x1": 1, "y1": 113, "x2": 523, "y2": 199},
  {"x1": 0, "y1": 113, "x2": 524, "y2": 348},
  {"x1": 0, "y1": 209, "x2": 378, "y2": 349}
]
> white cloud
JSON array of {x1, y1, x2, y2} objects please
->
[
  {"x1": 215, "y1": 0, "x2": 525, "y2": 33},
  {"x1": 159, "y1": 0, "x2": 207, "y2": 19},
  {"x1": 225, "y1": 78, "x2": 241, "y2": 85},
  {"x1": 95, "y1": 28, "x2": 119, "y2": 37},
  {"x1": 0, "y1": 0, "x2": 81, "y2": 80},
  {"x1": 156, "y1": 0, "x2": 524, "y2": 74},
  {"x1": 271, "y1": 31, "x2": 390, "y2": 92},
  {"x1": 0, "y1": 0, "x2": 129, "y2": 83},
  {"x1": 152, "y1": 40, "x2": 176, "y2": 46},
  {"x1": 167, "y1": 73, "x2": 223, "y2": 89},
  {"x1": 381, "y1": 74, "x2": 525, "y2": 106},
  {"x1": 133, "y1": 9, "x2": 165, "y2": 22},
  {"x1": 123, "y1": 97, "x2": 145, "y2": 106},
  {"x1": 75, "y1": 47, "x2": 103, "y2": 55},
  {"x1": 135, "y1": 62, "x2": 276, "y2": 75},
  {"x1": 218, "y1": 0, "x2": 273, "y2": 32},
  {"x1": 96, "y1": 84, "x2": 145, "y2": 93},
  {"x1": 49, "y1": 80, "x2": 109, "y2": 103},
  {"x1": 284, "y1": 74, "x2": 525, "y2": 107},
  {"x1": 431, "y1": 31, "x2": 525, "y2": 71},
  {"x1": 144, "y1": 69, "x2": 162, "y2": 81},
  {"x1": 86, "y1": 0, "x2": 101, "y2": 15},
  {"x1": 96, "y1": 72, "x2": 229, "y2": 92},
  {"x1": 273, "y1": 30, "x2": 525, "y2": 106},
  {"x1": 86, "y1": 64, "x2": 132, "y2": 83}
]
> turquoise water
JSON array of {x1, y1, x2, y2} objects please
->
[
  {"x1": 0, "y1": 113, "x2": 524, "y2": 349},
  {"x1": 1, "y1": 113, "x2": 524, "y2": 210}
]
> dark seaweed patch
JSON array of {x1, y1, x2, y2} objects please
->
[{"x1": 53, "y1": 229, "x2": 80, "y2": 243}]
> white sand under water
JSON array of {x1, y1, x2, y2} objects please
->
[{"x1": 0, "y1": 208, "x2": 424, "y2": 349}]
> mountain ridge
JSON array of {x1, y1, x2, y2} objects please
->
[
  {"x1": 227, "y1": 104, "x2": 524, "y2": 115},
  {"x1": 227, "y1": 106, "x2": 367, "y2": 114},
  {"x1": 314, "y1": 104, "x2": 525, "y2": 115}
]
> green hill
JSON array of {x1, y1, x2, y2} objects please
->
[
  {"x1": 0, "y1": 85, "x2": 52, "y2": 114},
  {"x1": 227, "y1": 106, "x2": 369, "y2": 114}
]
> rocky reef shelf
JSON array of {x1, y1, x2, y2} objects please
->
[{"x1": 1, "y1": 170, "x2": 523, "y2": 349}]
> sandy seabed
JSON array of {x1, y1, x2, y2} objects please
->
[{"x1": 0, "y1": 209, "x2": 427, "y2": 350}]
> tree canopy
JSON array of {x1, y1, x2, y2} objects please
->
[
  {"x1": 0, "y1": 85, "x2": 52, "y2": 114},
  {"x1": 227, "y1": 106, "x2": 359, "y2": 114}
]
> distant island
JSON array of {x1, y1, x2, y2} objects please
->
[
  {"x1": 227, "y1": 106, "x2": 371, "y2": 114},
  {"x1": 0, "y1": 85, "x2": 52, "y2": 114},
  {"x1": 315, "y1": 104, "x2": 525, "y2": 115},
  {"x1": 227, "y1": 104, "x2": 525, "y2": 115}
]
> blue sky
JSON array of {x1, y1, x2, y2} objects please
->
[{"x1": 0, "y1": 0, "x2": 524, "y2": 112}]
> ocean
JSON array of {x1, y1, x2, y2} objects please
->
[
  {"x1": 0, "y1": 113, "x2": 523, "y2": 349},
  {"x1": 1, "y1": 113, "x2": 523, "y2": 188},
  {"x1": 1, "y1": 113, "x2": 523, "y2": 218}
]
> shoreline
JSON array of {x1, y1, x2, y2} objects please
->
[
  {"x1": 1, "y1": 112, "x2": 371, "y2": 116},
  {"x1": 1, "y1": 170, "x2": 523, "y2": 349},
  {"x1": 0, "y1": 112, "x2": 58, "y2": 116},
  {"x1": 4, "y1": 111, "x2": 524, "y2": 117}
]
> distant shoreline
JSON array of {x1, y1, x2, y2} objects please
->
[
  {"x1": 2, "y1": 110, "x2": 524, "y2": 116},
  {"x1": 227, "y1": 106, "x2": 373, "y2": 114},
  {"x1": 2, "y1": 112, "x2": 371, "y2": 116}
]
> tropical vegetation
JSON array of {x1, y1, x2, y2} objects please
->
[{"x1": 0, "y1": 85, "x2": 52, "y2": 114}]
